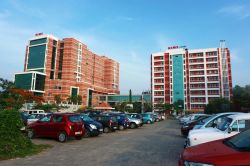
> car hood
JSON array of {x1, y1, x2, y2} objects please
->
[
  {"x1": 182, "y1": 139, "x2": 236, "y2": 163},
  {"x1": 84, "y1": 120, "x2": 103, "y2": 128},
  {"x1": 189, "y1": 127, "x2": 218, "y2": 136}
]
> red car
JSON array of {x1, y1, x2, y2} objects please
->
[
  {"x1": 179, "y1": 129, "x2": 250, "y2": 166},
  {"x1": 27, "y1": 113, "x2": 85, "y2": 142}
]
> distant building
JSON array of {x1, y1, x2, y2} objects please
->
[
  {"x1": 15, "y1": 33, "x2": 120, "y2": 107},
  {"x1": 151, "y1": 44, "x2": 232, "y2": 111},
  {"x1": 99, "y1": 93, "x2": 151, "y2": 105}
]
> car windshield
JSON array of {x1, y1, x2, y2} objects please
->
[
  {"x1": 217, "y1": 117, "x2": 232, "y2": 131},
  {"x1": 81, "y1": 115, "x2": 94, "y2": 122},
  {"x1": 225, "y1": 129, "x2": 250, "y2": 151},
  {"x1": 69, "y1": 115, "x2": 82, "y2": 123},
  {"x1": 28, "y1": 114, "x2": 37, "y2": 119}
]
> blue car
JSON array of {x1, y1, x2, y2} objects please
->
[
  {"x1": 103, "y1": 113, "x2": 129, "y2": 130},
  {"x1": 141, "y1": 113, "x2": 155, "y2": 124}
]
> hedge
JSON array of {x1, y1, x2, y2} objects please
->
[{"x1": 0, "y1": 110, "x2": 49, "y2": 160}]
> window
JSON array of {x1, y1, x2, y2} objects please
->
[
  {"x1": 53, "y1": 115, "x2": 63, "y2": 122},
  {"x1": 40, "y1": 115, "x2": 52, "y2": 122}
]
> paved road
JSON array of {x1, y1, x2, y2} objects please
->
[{"x1": 0, "y1": 119, "x2": 185, "y2": 166}]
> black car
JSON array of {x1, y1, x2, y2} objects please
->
[
  {"x1": 90, "y1": 115, "x2": 119, "y2": 133},
  {"x1": 80, "y1": 114, "x2": 103, "y2": 137}
]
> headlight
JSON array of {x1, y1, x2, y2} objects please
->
[
  {"x1": 90, "y1": 124, "x2": 97, "y2": 129},
  {"x1": 184, "y1": 161, "x2": 214, "y2": 166}
]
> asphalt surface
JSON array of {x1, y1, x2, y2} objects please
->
[{"x1": 0, "y1": 119, "x2": 185, "y2": 166}]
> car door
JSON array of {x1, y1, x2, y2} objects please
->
[
  {"x1": 36, "y1": 114, "x2": 52, "y2": 137},
  {"x1": 51, "y1": 115, "x2": 64, "y2": 138}
]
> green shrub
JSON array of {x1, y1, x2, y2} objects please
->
[{"x1": 0, "y1": 109, "x2": 50, "y2": 160}]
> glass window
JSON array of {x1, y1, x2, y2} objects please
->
[
  {"x1": 27, "y1": 45, "x2": 46, "y2": 69},
  {"x1": 40, "y1": 115, "x2": 52, "y2": 122},
  {"x1": 238, "y1": 120, "x2": 250, "y2": 132},
  {"x1": 68, "y1": 115, "x2": 82, "y2": 123},
  {"x1": 231, "y1": 121, "x2": 238, "y2": 132},
  {"x1": 225, "y1": 129, "x2": 250, "y2": 151},
  {"x1": 52, "y1": 115, "x2": 63, "y2": 122}
]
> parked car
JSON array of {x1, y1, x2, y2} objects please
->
[
  {"x1": 192, "y1": 112, "x2": 242, "y2": 130},
  {"x1": 181, "y1": 115, "x2": 211, "y2": 136},
  {"x1": 26, "y1": 113, "x2": 50, "y2": 126},
  {"x1": 23, "y1": 110, "x2": 45, "y2": 115},
  {"x1": 180, "y1": 114, "x2": 207, "y2": 124},
  {"x1": 79, "y1": 114, "x2": 103, "y2": 137},
  {"x1": 147, "y1": 112, "x2": 161, "y2": 122},
  {"x1": 186, "y1": 113, "x2": 250, "y2": 147},
  {"x1": 90, "y1": 115, "x2": 118, "y2": 133},
  {"x1": 27, "y1": 113, "x2": 85, "y2": 142},
  {"x1": 127, "y1": 113, "x2": 143, "y2": 121},
  {"x1": 103, "y1": 113, "x2": 129, "y2": 130},
  {"x1": 179, "y1": 129, "x2": 250, "y2": 166},
  {"x1": 141, "y1": 113, "x2": 155, "y2": 124},
  {"x1": 125, "y1": 114, "x2": 143, "y2": 128}
]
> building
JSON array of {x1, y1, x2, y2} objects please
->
[
  {"x1": 15, "y1": 33, "x2": 120, "y2": 107},
  {"x1": 99, "y1": 93, "x2": 151, "y2": 105},
  {"x1": 151, "y1": 43, "x2": 232, "y2": 111}
]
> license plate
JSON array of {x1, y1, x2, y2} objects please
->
[
  {"x1": 113, "y1": 127, "x2": 117, "y2": 129},
  {"x1": 75, "y1": 131, "x2": 82, "y2": 135},
  {"x1": 99, "y1": 129, "x2": 103, "y2": 132}
]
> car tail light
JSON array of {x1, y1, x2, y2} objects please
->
[
  {"x1": 82, "y1": 124, "x2": 84, "y2": 128},
  {"x1": 109, "y1": 119, "x2": 112, "y2": 126},
  {"x1": 69, "y1": 125, "x2": 72, "y2": 130}
]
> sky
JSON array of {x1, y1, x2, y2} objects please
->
[{"x1": 0, "y1": 0, "x2": 250, "y2": 94}]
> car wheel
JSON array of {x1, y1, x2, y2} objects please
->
[
  {"x1": 119, "y1": 125, "x2": 124, "y2": 130},
  {"x1": 75, "y1": 136, "x2": 82, "y2": 140},
  {"x1": 84, "y1": 129, "x2": 91, "y2": 138},
  {"x1": 103, "y1": 127, "x2": 110, "y2": 133},
  {"x1": 147, "y1": 120, "x2": 151, "y2": 124},
  {"x1": 58, "y1": 132, "x2": 67, "y2": 142},
  {"x1": 27, "y1": 129, "x2": 35, "y2": 139},
  {"x1": 130, "y1": 123, "x2": 136, "y2": 129}
]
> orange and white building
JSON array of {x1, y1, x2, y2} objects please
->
[
  {"x1": 151, "y1": 44, "x2": 232, "y2": 111},
  {"x1": 15, "y1": 33, "x2": 120, "y2": 107}
]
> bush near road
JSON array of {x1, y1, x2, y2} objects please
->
[{"x1": 0, "y1": 109, "x2": 50, "y2": 160}]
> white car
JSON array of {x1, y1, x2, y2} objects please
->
[
  {"x1": 191, "y1": 112, "x2": 242, "y2": 130},
  {"x1": 187, "y1": 113, "x2": 250, "y2": 147}
]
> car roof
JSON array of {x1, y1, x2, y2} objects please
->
[{"x1": 227, "y1": 113, "x2": 250, "y2": 120}]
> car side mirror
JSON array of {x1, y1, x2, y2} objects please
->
[
  {"x1": 211, "y1": 122, "x2": 217, "y2": 128},
  {"x1": 228, "y1": 127, "x2": 232, "y2": 134}
]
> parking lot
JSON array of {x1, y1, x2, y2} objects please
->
[{"x1": 0, "y1": 119, "x2": 185, "y2": 166}]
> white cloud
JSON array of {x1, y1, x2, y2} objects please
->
[{"x1": 218, "y1": 4, "x2": 250, "y2": 19}]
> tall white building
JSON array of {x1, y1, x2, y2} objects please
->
[{"x1": 151, "y1": 45, "x2": 232, "y2": 111}]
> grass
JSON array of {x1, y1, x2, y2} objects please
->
[{"x1": 0, "y1": 144, "x2": 52, "y2": 160}]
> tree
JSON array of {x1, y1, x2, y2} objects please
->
[
  {"x1": 0, "y1": 78, "x2": 44, "y2": 110},
  {"x1": 54, "y1": 95, "x2": 62, "y2": 104},
  {"x1": 129, "y1": 89, "x2": 132, "y2": 104},
  {"x1": 232, "y1": 85, "x2": 250, "y2": 111},
  {"x1": 204, "y1": 98, "x2": 232, "y2": 114}
]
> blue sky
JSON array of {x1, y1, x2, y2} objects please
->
[{"x1": 0, "y1": 0, "x2": 250, "y2": 94}]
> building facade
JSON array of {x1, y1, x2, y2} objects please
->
[
  {"x1": 151, "y1": 45, "x2": 232, "y2": 111},
  {"x1": 15, "y1": 33, "x2": 120, "y2": 107}
]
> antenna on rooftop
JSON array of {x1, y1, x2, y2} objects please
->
[{"x1": 220, "y1": 40, "x2": 226, "y2": 49}]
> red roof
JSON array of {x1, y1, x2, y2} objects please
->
[{"x1": 93, "y1": 103, "x2": 114, "y2": 110}]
